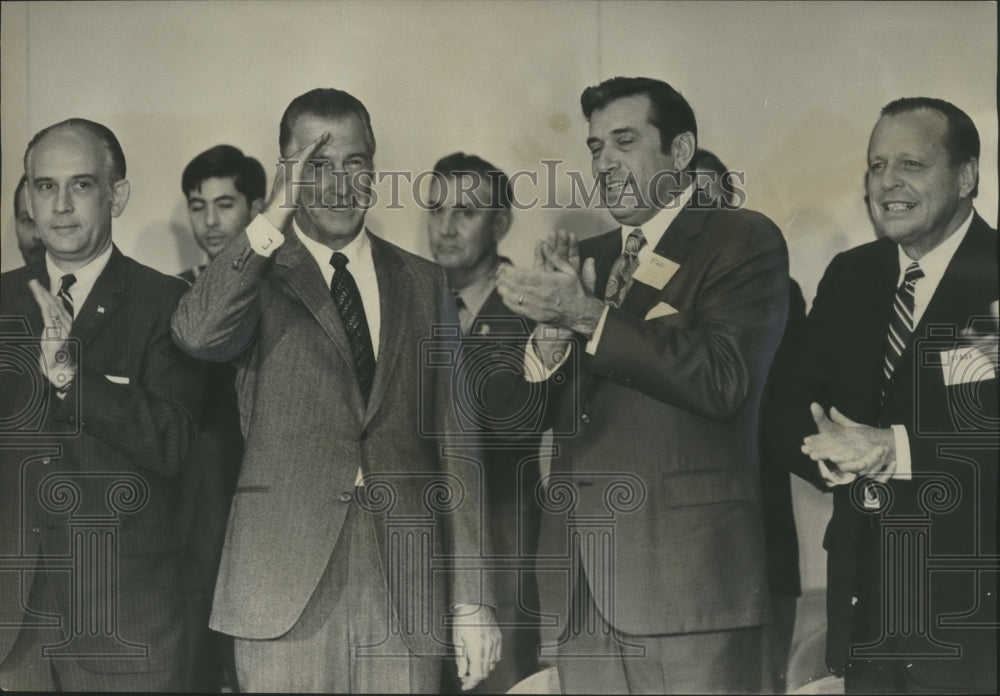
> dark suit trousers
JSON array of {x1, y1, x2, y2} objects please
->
[
  {"x1": 553, "y1": 571, "x2": 762, "y2": 694},
  {"x1": 234, "y1": 489, "x2": 438, "y2": 693}
]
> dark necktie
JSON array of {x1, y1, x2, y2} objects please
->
[
  {"x1": 881, "y1": 261, "x2": 924, "y2": 401},
  {"x1": 452, "y1": 291, "x2": 469, "y2": 335},
  {"x1": 604, "y1": 228, "x2": 646, "y2": 308},
  {"x1": 57, "y1": 273, "x2": 77, "y2": 318},
  {"x1": 329, "y1": 252, "x2": 376, "y2": 404}
]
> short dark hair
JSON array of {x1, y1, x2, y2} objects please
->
[
  {"x1": 880, "y1": 97, "x2": 980, "y2": 197},
  {"x1": 581, "y1": 77, "x2": 697, "y2": 161},
  {"x1": 279, "y1": 88, "x2": 375, "y2": 156},
  {"x1": 432, "y1": 152, "x2": 512, "y2": 211},
  {"x1": 182, "y1": 145, "x2": 267, "y2": 203},
  {"x1": 14, "y1": 175, "x2": 28, "y2": 215},
  {"x1": 24, "y1": 118, "x2": 126, "y2": 182}
]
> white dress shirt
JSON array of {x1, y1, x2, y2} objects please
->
[{"x1": 46, "y1": 242, "x2": 113, "y2": 316}]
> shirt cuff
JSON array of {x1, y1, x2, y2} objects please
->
[
  {"x1": 246, "y1": 214, "x2": 285, "y2": 257},
  {"x1": 524, "y1": 338, "x2": 572, "y2": 382},
  {"x1": 585, "y1": 305, "x2": 610, "y2": 356},
  {"x1": 891, "y1": 424, "x2": 912, "y2": 480}
]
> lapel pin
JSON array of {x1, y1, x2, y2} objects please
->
[{"x1": 97, "y1": 305, "x2": 105, "y2": 313}]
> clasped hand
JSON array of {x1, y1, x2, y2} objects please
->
[
  {"x1": 28, "y1": 279, "x2": 76, "y2": 390},
  {"x1": 801, "y1": 403, "x2": 896, "y2": 487},
  {"x1": 496, "y1": 229, "x2": 604, "y2": 336}
]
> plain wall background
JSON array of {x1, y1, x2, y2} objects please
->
[{"x1": 2, "y1": 0, "x2": 997, "y2": 592}]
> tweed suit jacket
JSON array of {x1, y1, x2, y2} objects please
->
[{"x1": 171, "y1": 226, "x2": 494, "y2": 654}]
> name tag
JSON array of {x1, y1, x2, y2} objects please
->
[
  {"x1": 632, "y1": 253, "x2": 681, "y2": 290},
  {"x1": 940, "y1": 346, "x2": 996, "y2": 386}
]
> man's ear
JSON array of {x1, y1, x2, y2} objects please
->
[
  {"x1": 110, "y1": 179, "x2": 130, "y2": 218},
  {"x1": 957, "y1": 158, "x2": 978, "y2": 199},
  {"x1": 492, "y1": 209, "x2": 512, "y2": 244},
  {"x1": 670, "y1": 132, "x2": 696, "y2": 172},
  {"x1": 250, "y1": 197, "x2": 264, "y2": 218}
]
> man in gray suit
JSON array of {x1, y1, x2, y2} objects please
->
[{"x1": 172, "y1": 88, "x2": 499, "y2": 693}]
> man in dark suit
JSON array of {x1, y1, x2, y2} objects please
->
[
  {"x1": 176, "y1": 144, "x2": 266, "y2": 691},
  {"x1": 0, "y1": 118, "x2": 203, "y2": 691},
  {"x1": 171, "y1": 88, "x2": 499, "y2": 693},
  {"x1": 773, "y1": 97, "x2": 998, "y2": 693},
  {"x1": 427, "y1": 152, "x2": 543, "y2": 693},
  {"x1": 496, "y1": 76, "x2": 789, "y2": 693}
]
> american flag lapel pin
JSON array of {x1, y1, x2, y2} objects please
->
[{"x1": 97, "y1": 305, "x2": 106, "y2": 313}]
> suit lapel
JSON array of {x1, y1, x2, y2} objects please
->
[
  {"x1": 911, "y1": 214, "x2": 996, "y2": 340},
  {"x1": 365, "y1": 234, "x2": 409, "y2": 422},
  {"x1": 272, "y1": 232, "x2": 357, "y2": 393},
  {"x1": 70, "y1": 246, "x2": 127, "y2": 348},
  {"x1": 619, "y1": 206, "x2": 705, "y2": 318}
]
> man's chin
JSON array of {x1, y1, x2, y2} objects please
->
[{"x1": 608, "y1": 206, "x2": 653, "y2": 227}]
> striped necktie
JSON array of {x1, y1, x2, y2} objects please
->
[
  {"x1": 881, "y1": 261, "x2": 924, "y2": 401},
  {"x1": 57, "y1": 273, "x2": 77, "y2": 318},
  {"x1": 604, "y1": 229, "x2": 646, "y2": 308},
  {"x1": 330, "y1": 252, "x2": 376, "y2": 404}
]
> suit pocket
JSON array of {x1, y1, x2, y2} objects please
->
[{"x1": 663, "y1": 469, "x2": 755, "y2": 507}]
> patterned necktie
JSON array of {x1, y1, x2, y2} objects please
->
[
  {"x1": 57, "y1": 274, "x2": 77, "y2": 318},
  {"x1": 330, "y1": 252, "x2": 376, "y2": 404},
  {"x1": 881, "y1": 261, "x2": 924, "y2": 400},
  {"x1": 604, "y1": 228, "x2": 646, "y2": 308}
]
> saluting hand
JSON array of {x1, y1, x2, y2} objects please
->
[{"x1": 262, "y1": 131, "x2": 331, "y2": 232}]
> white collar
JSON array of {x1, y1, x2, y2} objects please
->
[
  {"x1": 45, "y1": 243, "x2": 113, "y2": 308},
  {"x1": 896, "y1": 209, "x2": 973, "y2": 283},
  {"x1": 293, "y1": 220, "x2": 370, "y2": 283}
]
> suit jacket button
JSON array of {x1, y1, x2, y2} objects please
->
[
  {"x1": 581, "y1": 413, "x2": 591, "y2": 424},
  {"x1": 339, "y1": 492, "x2": 352, "y2": 503},
  {"x1": 42, "y1": 457, "x2": 51, "y2": 465},
  {"x1": 608, "y1": 369, "x2": 616, "y2": 377},
  {"x1": 31, "y1": 525, "x2": 40, "y2": 534}
]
